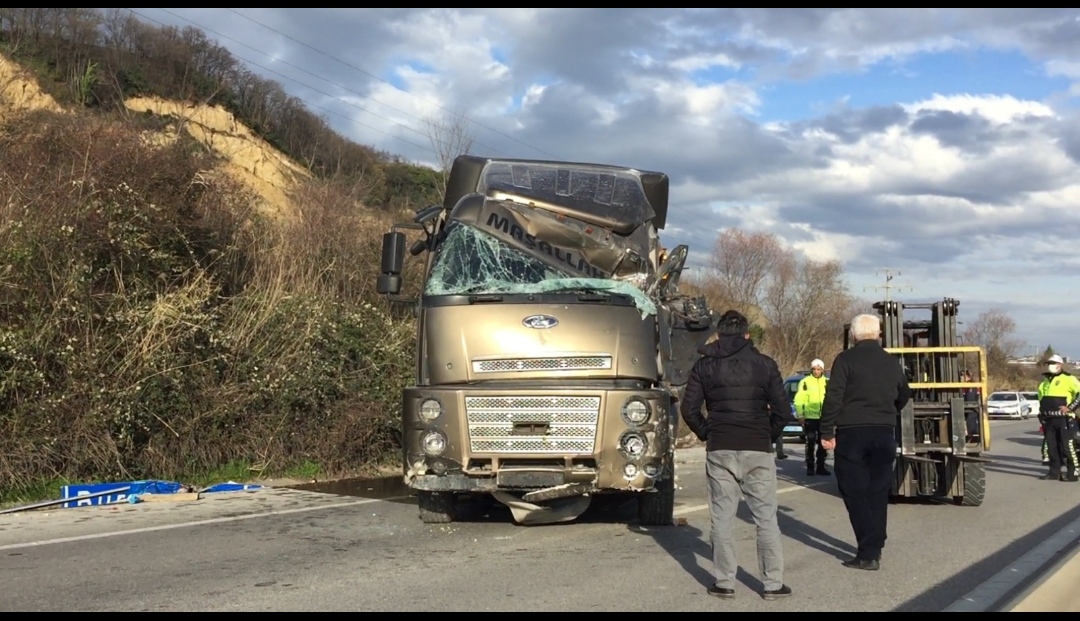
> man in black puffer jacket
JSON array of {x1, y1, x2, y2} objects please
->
[{"x1": 681, "y1": 309, "x2": 794, "y2": 601}]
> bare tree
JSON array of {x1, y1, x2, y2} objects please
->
[
  {"x1": 685, "y1": 226, "x2": 855, "y2": 374},
  {"x1": 760, "y1": 255, "x2": 853, "y2": 373},
  {"x1": 424, "y1": 111, "x2": 474, "y2": 197},
  {"x1": 962, "y1": 308, "x2": 1023, "y2": 376}
]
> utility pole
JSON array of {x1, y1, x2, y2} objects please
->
[{"x1": 864, "y1": 268, "x2": 912, "y2": 302}]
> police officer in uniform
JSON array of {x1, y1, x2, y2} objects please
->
[
  {"x1": 795, "y1": 359, "x2": 831, "y2": 476},
  {"x1": 1038, "y1": 355, "x2": 1080, "y2": 481}
]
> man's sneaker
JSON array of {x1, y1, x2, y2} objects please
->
[
  {"x1": 762, "y1": 585, "x2": 792, "y2": 600},
  {"x1": 1040, "y1": 473, "x2": 1059, "y2": 480},
  {"x1": 708, "y1": 585, "x2": 735, "y2": 599},
  {"x1": 816, "y1": 467, "x2": 831, "y2": 476}
]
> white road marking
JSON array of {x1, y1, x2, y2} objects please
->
[
  {"x1": 673, "y1": 480, "x2": 831, "y2": 517},
  {"x1": 0, "y1": 496, "x2": 408, "y2": 552},
  {"x1": 2, "y1": 477, "x2": 834, "y2": 551}
]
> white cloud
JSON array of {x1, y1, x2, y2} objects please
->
[
  {"x1": 129, "y1": 7, "x2": 1080, "y2": 354},
  {"x1": 903, "y1": 93, "x2": 1056, "y2": 124}
]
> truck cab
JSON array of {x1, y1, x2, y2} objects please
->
[{"x1": 376, "y1": 155, "x2": 714, "y2": 525}]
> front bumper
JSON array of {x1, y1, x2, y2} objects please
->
[{"x1": 402, "y1": 386, "x2": 675, "y2": 494}]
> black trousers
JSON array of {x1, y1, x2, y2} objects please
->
[
  {"x1": 834, "y1": 425, "x2": 896, "y2": 562},
  {"x1": 1043, "y1": 417, "x2": 1077, "y2": 475},
  {"x1": 804, "y1": 419, "x2": 828, "y2": 470}
]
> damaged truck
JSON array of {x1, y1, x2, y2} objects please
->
[{"x1": 375, "y1": 155, "x2": 714, "y2": 526}]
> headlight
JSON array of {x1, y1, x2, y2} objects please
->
[
  {"x1": 619, "y1": 431, "x2": 648, "y2": 459},
  {"x1": 621, "y1": 397, "x2": 651, "y2": 425},
  {"x1": 421, "y1": 429, "x2": 447, "y2": 456},
  {"x1": 419, "y1": 398, "x2": 442, "y2": 423}
]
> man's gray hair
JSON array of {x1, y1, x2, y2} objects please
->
[{"x1": 850, "y1": 313, "x2": 881, "y2": 341}]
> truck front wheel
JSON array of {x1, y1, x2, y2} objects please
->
[
  {"x1": 417, "y1": 490, "x2": 457, "y2": 524},
  {"x1": 637, "y1": 476, "x2": 676, "y2": 526}
]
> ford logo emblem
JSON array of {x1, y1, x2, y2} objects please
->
[{"x1": 522, "y1": 314, "x2": 559, "y2": 329}]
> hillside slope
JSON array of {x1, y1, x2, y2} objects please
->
[
  {"x1": 0, "y1": 50, "x2": 416, "y2": 500},
  {"x1": 0, "y1": 53, "x2": 307, "y2": 218}
]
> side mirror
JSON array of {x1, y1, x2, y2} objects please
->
[
  {"x1": 376, "y1": 231, "x2": 406, "y2": 295},
  {"x1": 647, "y1": 244, "x2": 689, "y2": 298}
]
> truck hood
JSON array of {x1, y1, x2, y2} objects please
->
[{"x1": 421, "y1": 300, "x2": 660, "y2": 384}]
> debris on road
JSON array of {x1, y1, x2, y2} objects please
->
[{"x1": 0, "y1": 479, "x2": 264, "y2": 515}]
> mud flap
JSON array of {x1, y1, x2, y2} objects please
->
[{"x1": 490, "y1": 491, "x2": 592, "y2": 526}]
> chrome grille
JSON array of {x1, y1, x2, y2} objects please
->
[
  {"x1": 472, "y1": 356, "x2": 612, "y2": 373},
  {"x1": 465, "y1": 396, "x2": 601, "y2": 454}
]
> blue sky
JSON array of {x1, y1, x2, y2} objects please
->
[{"x1": 127, "y1": 8, "x2": 1080, "y2": 357}]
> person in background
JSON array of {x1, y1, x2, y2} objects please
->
[
  {"x1": 795, "y1": 359, "x2": 830, "y2": 476},
  {"x1": 960, "y1": 370, "x2": 981, "y2": 444},
  {"x1": 1038, "y1": 355, "x2": 1080, "y2": 482},
  {"x1": 774, "y1": 434, "x2": 789, "y2": 460}
]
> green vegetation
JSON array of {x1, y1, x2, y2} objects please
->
[{"x1": 0, "y1": 8, "x2": 438, "y2": 503}]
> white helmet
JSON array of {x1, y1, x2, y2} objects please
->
[{"x1": 811, "y1": 359, "x2": 825, "y2": 370}]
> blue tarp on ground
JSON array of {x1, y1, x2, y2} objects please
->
[{"x1": 60, "y1": 479, "x2": 262, "y2": 508}]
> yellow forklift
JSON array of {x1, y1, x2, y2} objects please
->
[{"x1": 844, "y1": 298, "x2": 990, "y2": 506}]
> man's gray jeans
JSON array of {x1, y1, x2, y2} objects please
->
[{"x1": 706, "y1": 449, "x2": 784, "y2": 591}]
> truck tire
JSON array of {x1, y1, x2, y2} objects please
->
[
  {"x1": 417, "y1": 490, "x2": 457, "y2": 523},
  {"x1": 637, "y1": 476, "x2": 676, "y2": 526},
  {"x1": 957, "y1": 462, "x2": 985, "y2": 507}
]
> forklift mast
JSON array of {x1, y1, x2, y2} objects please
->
[
  {"x1": 842, "y1": 298, "x2": 990, "y2": 506},
  {"x1": 843, "y1": 297, "x2": 990, "y2": 453}
]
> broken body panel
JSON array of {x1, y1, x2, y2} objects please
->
[{"x1": 378, "y1": 155, "x2": 713, "y2": 525}]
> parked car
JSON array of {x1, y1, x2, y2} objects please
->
[
  {"x1": 781, "y1": 375, "x2": 805, "y2": 442},
  {"x1": 1022, "y1": 391, "x2": 1040, "y2": 416},
  {"x1": 986, "y1": 391, "x2": 1032, "y2": 420}
]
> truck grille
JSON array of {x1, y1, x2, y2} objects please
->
[
  {"x1": 472, "y1": 356, "x2": 612, "y2": 373},
  {"x1": 464, "y1": 396, "x2": 601, "y2": 454}
]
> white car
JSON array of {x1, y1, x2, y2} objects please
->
[
  {"x1": 1022, "y1": 391, "x2": 1040, "y2": 416},
  {"x1": 986, "y1": 391, "x2": 1032, "y2": 420}
]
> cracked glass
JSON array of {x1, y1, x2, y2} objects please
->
[{"x1": 425, "y1": 222, "x2": 657, "y2": 316}]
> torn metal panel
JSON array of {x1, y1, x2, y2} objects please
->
[
  {"x1": 452, "y1": 193, "x2": 653, "y2": 280},
  {"x1": 442, "y1": 155, "x2": 668, "y2": 233},
  {"x1": 491, "y1": 491, "x2": 592, "y2": 526}
]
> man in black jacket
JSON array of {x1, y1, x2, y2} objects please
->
[
  {"x1": 819, "y1": 313, "x2": 912, "y2": 571},
  {"x1": 681, "y1": 310, "x2": 795, "y2": 601}
]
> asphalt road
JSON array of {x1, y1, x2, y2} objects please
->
[{"x1": 0, "y1": 418, "x2": 1073, "y2": 612}]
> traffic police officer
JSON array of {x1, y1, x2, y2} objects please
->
[
  {"x1": 1038, "y1": 355, "x2": 1080, "y2": 481},
  {"x1": 795, "y1": 358, "x2": 830, "y2": 476}
]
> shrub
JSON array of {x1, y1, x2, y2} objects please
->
[{"x1": 0, "y1": 109, "x2": 414, "y2": 496}]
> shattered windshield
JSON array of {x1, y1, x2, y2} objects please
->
[
  {"x1": 425, "y1": 222, "x2": 657, "y2": 316},
  {"x1": 477, "y1": 161, "x2": 655, "y2": 228}
]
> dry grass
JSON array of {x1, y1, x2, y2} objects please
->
[{"x1": 0, "y1": 109, "x2": 417, "y2": 500}]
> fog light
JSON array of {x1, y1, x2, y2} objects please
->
[
  {"x1": 419, "y1": 398, "x2": 442, "y2": 423},
  {"x1": 643, "y1": 464, "x2": 660, "y2": 477},
  {"x1": 624, "y1": 463, "x2": 639, "y2": 479},
  {"x1": 619, "y1": 431, "x2": 647, "y2": 459},
  {"x1": 431, "y1": 461, "x2": 447, "y2": 475},
  {"x1": 421, "y1": 429, "x2": 447, "y2": 456}
]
